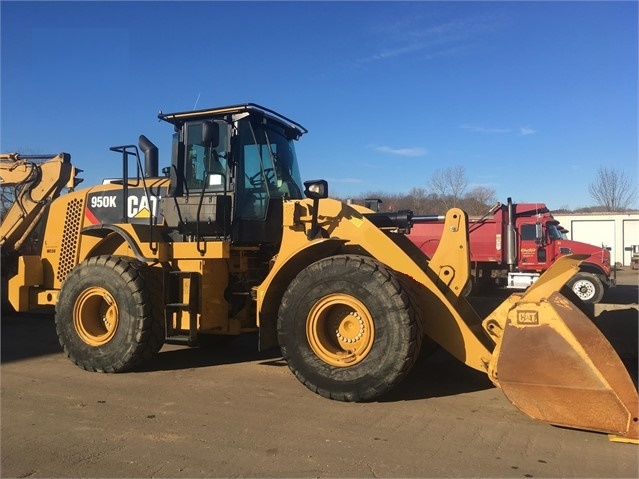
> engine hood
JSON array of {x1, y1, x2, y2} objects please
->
[{"x1": 556, "y1": 239, "x2": 611, "y2": 272}]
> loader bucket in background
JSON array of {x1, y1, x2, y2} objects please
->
[{"x1": 484, "y1": 256, "x2": 639, "y2": 443}]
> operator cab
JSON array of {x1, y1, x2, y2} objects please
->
[{"x1": 158, "y1": 103, "x2": 306, "y2": 245}]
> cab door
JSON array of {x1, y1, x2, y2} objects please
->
[
  {"x1": 518, "y1": 223, "x2": 549, "y2": 270},
  {"x1": 161, "y1": 119, "x2": 232, "y2": 237}
]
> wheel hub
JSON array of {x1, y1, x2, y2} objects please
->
[
  {"x1": 74, "y1": 287, "x2": 119, "y2": 346},
  {"x1": 573, "y1": 280, "x2": 594, "y2": 300},
  {"x1": 335, "y1": 311, "x2": 365, "y2": 343},
  {"x1": 306, "y1": 294, "x2": 374, "y2": 367}
]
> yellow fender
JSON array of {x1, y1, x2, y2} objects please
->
[{"x1": 256, "y1": 199, "x2": 494, "y2": 371}]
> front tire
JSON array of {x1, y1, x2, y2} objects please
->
[
  {"x1": 277, "y1": 255, "x2": 422, "y2": 402},
  {"x1": 55, "y1": 256, "x2": 164, "y2": 372},
  {"x1": 566, "y1": 272, "x2": 605, "y2": 304}
]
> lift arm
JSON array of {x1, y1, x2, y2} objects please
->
[{"x1": 0, "y1": 153, "x2": 80, "y2": 251}]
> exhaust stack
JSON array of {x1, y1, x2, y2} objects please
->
[
  {"x1": 139, "y1": 135, "x2": 158, "y2": 177},
  {"x1": 506, "y1": 197, "x2": 517, "y2": 272}
]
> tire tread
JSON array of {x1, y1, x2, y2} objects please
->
[
  {"x1": 55, "y1": 255, "x2": 164, "y2": 373},
  {"x1": 278, "y1": 254, "x2": 421, "y2": 402}
]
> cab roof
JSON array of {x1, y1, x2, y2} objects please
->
[{"x1": 157, "y1": 103, "x2": 308, "y2": 137}]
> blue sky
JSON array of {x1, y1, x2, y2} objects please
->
[{"x1": 2, "y1": 1, "x2": 637, "y2": 210}]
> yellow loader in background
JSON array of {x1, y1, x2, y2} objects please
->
[{"x1": 2, "y1": 104, "x2": 637, "y2": 443}]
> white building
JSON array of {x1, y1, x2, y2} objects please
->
[{"x1": 552, "y1": 212, "x2": 639, "y2": 267}]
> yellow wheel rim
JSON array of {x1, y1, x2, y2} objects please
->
[
  {"x1": 73, "y1": 287, "x2": 119, "y2": 346},
  {"x1": 306, "y1": 294, "x2": 375, "y2": 367}
]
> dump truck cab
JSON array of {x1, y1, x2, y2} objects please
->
[{"x1": 158, "y1": 104, "x2": 306, "y2": 246}]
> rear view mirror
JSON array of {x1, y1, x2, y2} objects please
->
[
  {"x1": 202, "y1": 121, "x2": 219, "y2": 148},
  {"x1": 534, "y1": 222, "x2": 544, "y2": 244},
  {"x1": 304, "y1": 179, "x2": 328, "y2": 200}
]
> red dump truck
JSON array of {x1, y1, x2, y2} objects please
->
[{"x1": 408, "y1": 198, "x2": 614, "y2": 303}]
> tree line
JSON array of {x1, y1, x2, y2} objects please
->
[
  {"x1": 1, "y1": 164, "x2": 636, "y2": 223},
  {"x1": 348, "y1": 165, "x2": 500, "y2": 216},
  {"x1": 339, "y1": 166, "x2": 638, "y2": 216}
]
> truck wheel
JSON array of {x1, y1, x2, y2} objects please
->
[
  {"x1": 461, "y1": 275, "x2": 475, "y2": 297},
  {"x1": 277, "y1": 255, "x2": 422, "y2": 402},
  {"x1": 566, "y1": 272, "x2": 604, "y2": 304},
  {"x1": 55, "y1": 256, "x2": 164, "y2": 372}
]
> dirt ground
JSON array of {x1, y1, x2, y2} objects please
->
[
  {"x1": 603, "y1": 266, "x2": 639, "y2": 303},
  {"x1": 1, "y1": 268, "x2": 637, "y2": 478}
]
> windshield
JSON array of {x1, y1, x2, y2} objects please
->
[
  {"x1": 255, "y1": 123, "x2": 303, "y2": 199},
  {"x1": 237, "y1": 119, "x2": 304, "y2": 219},
  {"x1": 547, "y1": 224, "x2": 563, "y2": 240}
]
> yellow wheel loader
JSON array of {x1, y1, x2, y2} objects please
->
[{"x1": 3, "y1": 104, "x2": 637, "y2": 443}]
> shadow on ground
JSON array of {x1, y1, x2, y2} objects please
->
[
  {"x1": 2, "y1": 280, "x2": 636, "y2": 403},
  {"x1": 381, "y1": 346, "x2": 495, "y2": 402},
  {"x1": 136, "y1": 333, "x2": 283, "y2": 372},
  {"x1": 1, "y1": 312, "x2": 61, "y2": 363}
]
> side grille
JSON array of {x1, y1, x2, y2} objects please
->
[{"x1": 56, "y1": 198, "x2": 83, "y2": 282}]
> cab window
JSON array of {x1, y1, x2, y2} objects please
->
[
  {"x1": 547, "y1": 224, "x2": 562, "y2": 240},
  {"x1": 520, "y1": 224, "x2": 538, "y2": 241},
  {"x1": 185, "y1": 121, "x2": 228, "y2": 192},
  {"x1": 236, "y1": 118, "x2": 304, "y2": 220},
  {"x1": 237, "y1": 120, "x2": 270, "y2": 219}
]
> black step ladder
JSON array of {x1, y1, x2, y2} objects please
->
[{"x1": 164, "y1": 270, "x2": 199, "y2": 345}]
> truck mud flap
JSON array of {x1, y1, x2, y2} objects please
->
[{"x1": 484, "y1": 256, "x2": 638, "y2": 443}]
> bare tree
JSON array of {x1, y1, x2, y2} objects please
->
[
  {"x1": 1, "y1": 148, "x2": 42, "y2": 221},
  {"x1": 0, "y1": 187, "x2": 16, "y2": 221},
  {"x1": 460, "y1": 186, "x2": 497, "y2": 216},
  {"x1": 429, "y1": 166, "x2": 468, "y2": 209},
  {"x1": 407, "y1": 187, "x2": 428, "y2": 214},
  {"x1": 588, "y1": 167, "x2": 636, "y2": 212}
]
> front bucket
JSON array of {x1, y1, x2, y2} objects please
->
[{"x1": 486, "y1": 289, "x2": 638, "y2": 443}]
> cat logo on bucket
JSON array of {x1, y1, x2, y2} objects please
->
[
  {"x1": 127, "y1": 195, "x2": 159, "y2": 219},
  {"x1": 517, "y1": 310, "x2": 539, "y2": 325}
]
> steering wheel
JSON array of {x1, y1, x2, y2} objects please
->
[{"x1": 247, "y1": 168, "x2": 275, "y2": 187}]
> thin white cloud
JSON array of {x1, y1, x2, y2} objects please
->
[
  {"x1": 374, "y1": 145, "x2": 428, "y2": 157},
  {"x1": 460, "y1": 124, "x2": 537, "y2": 136},
  {"x1": 468, "y1": 181, "x2": 499, "y2": 189},
  {"x1": 359, "y1": 12, "x2": 503, "y2": 65},
  {"x1": 358, "y1": 161, "x2": 379, "y2": 169},
  {"x1": 461, "y1": 124, "x2": 511, "y2": 134}
]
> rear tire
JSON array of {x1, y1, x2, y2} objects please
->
[
  {"x1": 566, "y1": 272, "x2": 605, "y2": 304},
  {"x1": 55, "y1": 256, "x2": 164, "y2": 372},
  {"x1": 277, "y1": 255, "x2": 422, "y2": 402}
]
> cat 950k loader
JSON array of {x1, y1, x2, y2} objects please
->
[{"x1": 3, "y1": 104, "x2": 637, "y2": 443}]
